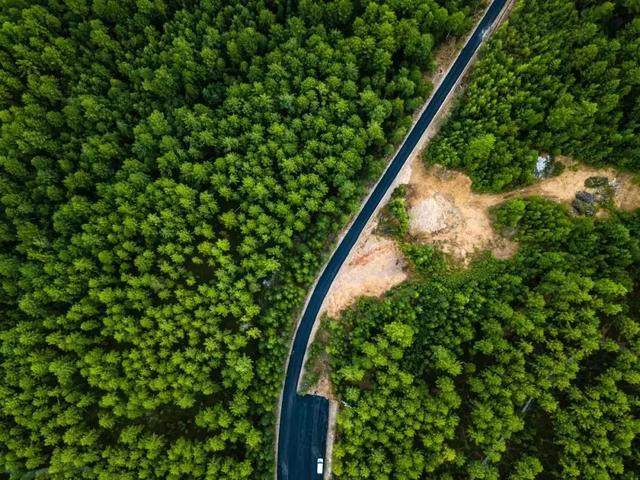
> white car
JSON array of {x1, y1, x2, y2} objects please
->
[{"x1": 316, "y1": 458, "x2": 324, "y2": 475}]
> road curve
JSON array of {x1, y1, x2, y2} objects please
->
[{"x1": 277, "y1": 1, "x2": 509, "y2": 478}]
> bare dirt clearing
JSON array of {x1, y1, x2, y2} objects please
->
[
  {"x1": 406, "y1": 158, "x2": 517, "y2": 262},
  {"x1": 407, "y1": 156, "x2": 640, "y2": 262},
  {"x1": 321, "y1": 233, "x2": 407, "y2": 319},
  {"x1": 505, "y1": 157, "x2": 640, "y2": 211},
  {"x1": 321, "y1": 155, "x2": 640, "y2": 320}
]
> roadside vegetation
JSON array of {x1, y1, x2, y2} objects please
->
[
  {"x1": 0, "y1": 0, "x2": 482, "y2": 478},
  {"x1": 376, "y1": 186, "x2": 411, "y2": 238},
  {"x1": 329, "y1": 199, "x2": 640, "y2": 479},
  {"x1": 326, "y1": 0, "x2": 640, "y2": 478}
]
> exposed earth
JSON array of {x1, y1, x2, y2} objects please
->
[
  {"x1": 321, "y1": 233, "x2": 407, "y2": 318},
  {"x1": 321, "y1": 154, "x2": 640, "y2": 319}
]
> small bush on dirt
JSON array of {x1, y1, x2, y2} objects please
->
[
  {"x1": 573, "y1": 197, "x2": 596, "y2": 216},
  {"x1": 377, "y1": 186, "x2": 410, "y2": 238},
  {"x1": 585, "y1": 176, "x2": 610, "y2": 189}
]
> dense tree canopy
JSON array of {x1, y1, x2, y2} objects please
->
[
  {"x1": 426, "y1": 0, "x2": 640, "y2": 191},
  {"x1": 328, "y1": 199, "x2": 640, "y2": 479},
  {"x1": 0, "y1": 0, "x2": 481, "y2": 478},
  {"x1": 326, "y1": 1, "x2": 640, "y2": 477}
]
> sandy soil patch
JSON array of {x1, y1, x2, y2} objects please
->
[
  {"x1": 409, "y1": 192, "x2": 462, "y2": 235},
  {"x1": 321, "y1": 233, "x2": 407, "y2": 319},
  {"x1": 312, "y1": 375, "x2": 334, "y2": 398},
  {"x1": 406, "y1": 158, "x2": 515, "y2": 261},
  {"x1": 405, "y1": 156, "x2": 640, "y2": 262},
  {"x1": 503, "y1": 157, "x2": 640, "y2": 211}
]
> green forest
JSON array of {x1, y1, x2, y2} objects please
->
[
  {"x1": 427, "y1": 0, "x2": 640, "y2": 192},
  {"x1": 328, "y1": 199, "x2": 640, "y2": 479},
  {"x1": 326, "y1": 0, "x2": 640, "y2": 478},
  {"x1": 0, "y1": 0, "x2": 482, "y2": 478}
]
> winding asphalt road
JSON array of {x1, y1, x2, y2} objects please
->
[{"x1": 276, "y1": 1, "x2": 509, "y2": 478}]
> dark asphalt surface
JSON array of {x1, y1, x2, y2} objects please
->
[
  {"x1": 282, "y1": 395, "x2": 329, "y2": 480},
  {"x1": 277, "y1": 1, "x2": 508, "y2": 478}
]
